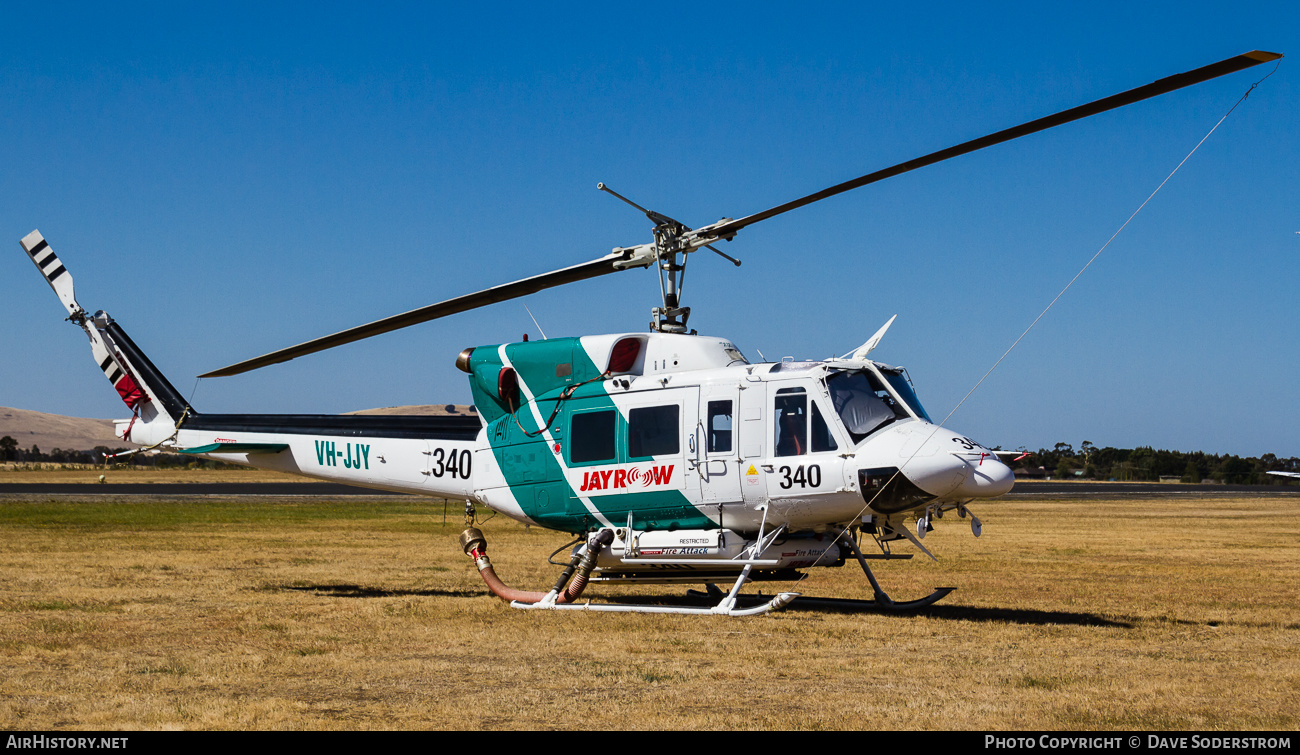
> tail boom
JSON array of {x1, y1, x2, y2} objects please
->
[{"x1": 22, "y1": 230, "x2": 486, "y2": 497}]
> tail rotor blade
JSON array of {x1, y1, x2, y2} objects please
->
[{"x1": 20, "y1": 230, "x2": 83, "y2": 318}]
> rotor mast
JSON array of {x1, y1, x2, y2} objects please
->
[
  {"x1": 650, "y1": 213, "x2": 690, "y2": 333},
  {"x1": 649, "y1": 214, "x2": 742, "y2": 333},
  {"x1": 598, "y1": 182, "x2": 740, "y2": 334}
]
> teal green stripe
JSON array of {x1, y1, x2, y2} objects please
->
[{"x1": 483, "y1": 339, "x2": 715, "y2": 533}]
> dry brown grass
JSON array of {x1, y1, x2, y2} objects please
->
[
  {"x1": 0, "y1": 493, "x2": 1296, "y2": 730},
  {"x1": 0, "y1": 465, "x2": 309, "y2": 484}
]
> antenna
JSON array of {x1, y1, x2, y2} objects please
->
[{"x1": 523, "y1": 303, "x2": 548, "y2": 340}]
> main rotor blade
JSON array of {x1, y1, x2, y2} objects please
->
[
  {"x1": 705, "y1": 50, "x2": 1281, "y2": 240},
  {"x1": 201, "y1": 250, "x2": 641, "y2": 377}
]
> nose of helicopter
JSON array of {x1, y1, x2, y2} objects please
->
[
  {"x1": 882, "y1": 423, "x2": 1015, "y2": 499},
  {"x1": 949, "y1": 454, "x2": 1015, "y2": 497}
]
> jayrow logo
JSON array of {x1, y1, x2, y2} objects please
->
[{"x1": 579, "y1": 465, "x2": 675, "y2": 492}]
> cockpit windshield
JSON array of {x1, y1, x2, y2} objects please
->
[
  {"x1": 825, "y1": 369, "x2": 912, "y2": 443},
  {"x1": 879, "y1": 368, "x2": 932, "y2": 422}
]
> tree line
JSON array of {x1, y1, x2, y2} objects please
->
[
  {"x1": 4, "y1": 433, "x2": 1299, "y2": 483},
  {"x1": 0, "y1": 436, "x2": 223, "y2": 468},
  {"x1": 1015, "y1": 441, "x2": 1300, "y2": 484}
]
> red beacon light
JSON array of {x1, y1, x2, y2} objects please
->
[{"x1": 606, "y1": 337, "x2": 641, "y2": 374}]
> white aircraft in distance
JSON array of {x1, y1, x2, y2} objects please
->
[{"x1": 1267, "y1": 471, "x2": 1300, "y2": 479}]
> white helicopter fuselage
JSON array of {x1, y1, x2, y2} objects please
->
[
  {"x1": 124, "y1": 331, "x2": 1012, "y2": 539},
  {"x1": 20, "y1": 51, "x2": 1281, "y2": 611}
]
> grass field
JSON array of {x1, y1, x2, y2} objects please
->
[
  {"x1": 0, "y1": 492, "x2": 1296, "y2": 730},
  {"x1": 0, "y1": 465, "x2": 309, "y2": 484}
]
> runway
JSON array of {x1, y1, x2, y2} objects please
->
[
  {"x1": 0, "y1": 480, "x2": 1295, "y2": 497},
  {"x1": 1004, "y1": 481, "x2": 1300, "y2": 498},
  {"x1": 0, "y1": 482, "x2": 406, "y2": 496}
]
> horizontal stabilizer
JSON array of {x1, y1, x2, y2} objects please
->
[{"x1": 178, "y1": 443, "x2": 290, "y2": 455}]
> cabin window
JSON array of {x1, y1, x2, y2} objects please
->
[
  {"x1": 628, "y1": 405, "x2": 679, "y2": 458},
  {"x1": 707, "y1": 400, "x2": 733, "y2": 453},
  {"x1": 570, "y1": 410, "x2": 617, "y2": 463},
  {"x1": 774, "y1": 388, "x2": 808, "y2": 457},
  {"x1": 775, "y1": 388, "x2": 838, "y2": 457}
]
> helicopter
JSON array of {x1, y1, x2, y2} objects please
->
[{"x1": 20, "y1": 50, "x2": 1280, "y2": 616}]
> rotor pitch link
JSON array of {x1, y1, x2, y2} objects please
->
[{"x1": 595, "y1": 185, "x2": 741, "y2": 266}]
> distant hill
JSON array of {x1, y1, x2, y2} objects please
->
[
  {"x1": 0, "y1": 407, "x2": 135, "y2": 452},
  {"x1": 0, "y1": 404, "x2": 479, "y2": 452},
  {"x1": 344, "y1": 404, "x2": 477, "y2": 417}
]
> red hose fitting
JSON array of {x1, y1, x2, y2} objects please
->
[{"x1": 460, "y1": 527, "x2": 612, "y2": 605}]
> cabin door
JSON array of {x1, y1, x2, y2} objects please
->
[{"x1": 698, "y1": 390, "x2": 743, "y2": 513}]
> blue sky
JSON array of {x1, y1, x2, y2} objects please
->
[{"x1": 2, "y1": 2, "x2": 1296, "y2": 458}]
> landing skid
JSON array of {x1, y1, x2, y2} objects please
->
[
  {"x1": 524, "y1": 531, "x2": 954, "y2": 616},
  {"x1": 691, "y1": 576, "x2": 954, "y2": 613},
  {"x1": 685, "y1": 589, "x2": 955, "y2": 612},
  {"x1": 515, "y1": 527, "x2": 801, "y2": 616},
  {"x1": 840, "y1": 532, "x2": 956, "y2": 610},
  {"x1": 466, "y1": 524, "x2": 951, "y2": 617},
  {"x1": 510, "y1": 590, "x2": 799, "y2": 617},
  {"x1": 682, "y1": 532, "x2": 955, "y2": 613}
]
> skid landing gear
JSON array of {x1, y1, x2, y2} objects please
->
[
  {"x1": 464, "y1": 525, "x2": 800, "y2": 616},
  {"x1": 838, "y1": 533, "x2": 955, "y2": 610},
  {"x1": 465, "y1": 521, "x2": 951, "y2": 616},
  {"x1": 691, "y1": 532, "x2": 955, "y2": 612}
]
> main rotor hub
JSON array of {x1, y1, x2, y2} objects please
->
[{"x1": 650, "y1": 221, "x2": 693, "y2": 333}]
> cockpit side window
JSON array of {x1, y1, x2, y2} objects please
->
[
  {"x1": 773, "y1": 387, "x2": 841, "y2": 456},
  {"x1": 811, "y1": 401, "x2": 838, "y2": 452},
  {"x1": 826, "y1": 370, "x2": 910, "y2": 443}
]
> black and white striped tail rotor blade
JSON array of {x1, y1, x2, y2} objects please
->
[
  {"x1": 20, "y1": 230, "x2": 83, "y2": 318},
  {"x1": 17, "y1": 231, "x2": 149, "y2": 411}
]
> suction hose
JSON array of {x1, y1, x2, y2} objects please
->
[{"x1": 460, "y1": 527, "x2": 614, "y2": 605}]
